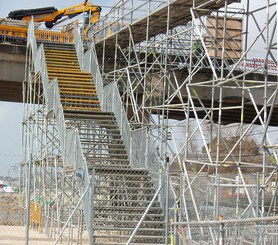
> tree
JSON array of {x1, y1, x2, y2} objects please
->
[{"x1": 204, "y1": 135, "x2": 260, "y2": 163}]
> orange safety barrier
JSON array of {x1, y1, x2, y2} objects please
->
[
  {"x1": 35, "y1": 29, "x2": 74, "y2": 44},
  {"x1": 30, "y1": 202, "x2": 41, "y2": 231},
  {"x1": 0, "y1": 24, "x2": 74, "y2": 44}
]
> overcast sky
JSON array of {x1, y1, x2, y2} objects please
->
[{"x1": 0, "y1": 1, "x2": 276, "y2": 166}]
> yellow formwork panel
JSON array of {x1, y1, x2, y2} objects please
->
[{"x1": 30, "y1": 202, "x2": 41, "y2": 232}]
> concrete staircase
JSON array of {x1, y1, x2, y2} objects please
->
[{"x1": 43, "y1": 43, "x2": 166, "y2": 244}]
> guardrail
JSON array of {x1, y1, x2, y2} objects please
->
[
  {"x1": 237, "y1": 58, "x2": 277, "y2": 74},
  {"x1": 93, "y1": 0, "x2": 171, "y2": 42},
  {"x1": 28, "y1": 18, "x2": 93, "y2": 243},
  {"x1": 1, "y1": 23, "x2": 74, "y2": 44},
  {"x1": 102, "y1": 83, "x2": 132, "y2": 160}
]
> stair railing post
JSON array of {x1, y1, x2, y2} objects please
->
[
  {"x1": 145, "y1": 128, "x2": 149, "y2": 169},
  {"x1": 130, "y1": 131, "x2": 133, "y2": 167}
]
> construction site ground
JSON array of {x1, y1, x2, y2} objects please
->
[{"x1": 0, "y1": 226, "x2": 89, "y2": 245}]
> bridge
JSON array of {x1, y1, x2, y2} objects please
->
[
  {"x1": 0, "y1": 0, "x2": 278, "y2": 244},
  {"x1": 0, "y1": 43, "x2": 25, "y2": 102}
]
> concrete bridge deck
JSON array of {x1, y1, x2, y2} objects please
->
[{"x1": 0, "y1": 41, "x2": 277, "y2": 126}]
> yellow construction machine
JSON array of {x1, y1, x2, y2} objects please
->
[{"x1": 0, "y1": 1, "x2": 102, "y2": 44}]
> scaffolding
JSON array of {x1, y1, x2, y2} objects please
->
[
  {"x1": 92, "y1": 0, "x2": 278, "y2": 243},
  {"x1": 21, "y1": 0, "x2": 277, "y2": 244}
]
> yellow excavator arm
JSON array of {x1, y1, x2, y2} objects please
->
[{"x1": 8, "y1": 2, "x2": 101, "y2": 29}]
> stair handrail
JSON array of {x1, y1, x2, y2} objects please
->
[
  {"x1": 27, "y1": 19, "x2": 93, "y2": 243},
  {"x1": 83, "y1": 40, "x2": 104, "y2": 107},
  {"x1": 77, "y1": 37, "x2": 132, "y2": 158},
  {"x1": 103, "y1": 83, "x2": 132, "y2": 159}
]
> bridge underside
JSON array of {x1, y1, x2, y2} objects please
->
[
  {"x1": 162, "y1": 97, "x2": 278, "y2": 126},
  {"x1": 0, "y1": 42, "x2": 277, "y2": 126},
  {"x1": 0, "y1": 43, "x2": 25, "y2": 103}
]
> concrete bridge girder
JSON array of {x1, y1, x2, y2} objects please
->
[{"x1": 0, "y1": 43, "x2": 26, "y2": 103}]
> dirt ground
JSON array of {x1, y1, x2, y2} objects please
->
[
  {"x1": 0, "y1": 226, "x2": 55, "y2": 245},
  {"x1": 0, "y1": 226, "x2": 89, "y2": 245}
]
